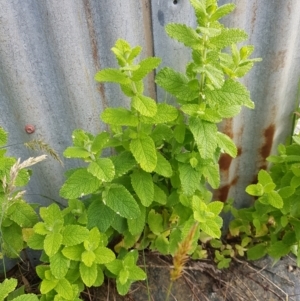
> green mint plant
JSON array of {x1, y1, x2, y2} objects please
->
[
  {"x1": 27, "y1": 200, "x2": 145, "y2": 299},
  {"x1": 58, "y1": 0, "x2": 260, "y2": 285},
  {"x1": 0, "y1": 127, "x2": 46, "y2": 262},
  {"x1": 0, "y1": 278, "x2": 39, "y2": 301},
  {"x1": 226, "y1": 132, "x2": 300, "y2": 266}
]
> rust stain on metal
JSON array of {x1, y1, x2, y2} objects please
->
[
  {"x1": 271, "y1": 50, "x2": 287, "y2": 72},
  {"x1": 222, "y1": 118, "x2": 234, "y2": 138},
  {"x1": 83, "y1": 0, "x2": 107, "y2": 107},
  {"x1": 219, "y1": 154, "x2": 232, "y2": 171},
  {"x1": 215, "y1": 177, "x2": 239, "y2": 202},
  {"x1": 141, "y1": 0, "x2": 156, "y2": 100},
  {"x1": 260, "y1": 124, "x2": 275, "y2": 162}
]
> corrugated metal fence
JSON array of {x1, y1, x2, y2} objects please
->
[{"x1": 1, "y1": 0, "x2": 300, "y2": 212}]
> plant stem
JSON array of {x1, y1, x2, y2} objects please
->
[{"x1": 165, "y1": 281, "x2": 173, "y2": 301}]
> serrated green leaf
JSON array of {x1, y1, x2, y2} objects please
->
[
  {"x1": 206, "y1": 79, "x2": 254, "y2": 109},
  {"x1": 131, "y1": 57, "x2": 161, "y2": 81},
  {"x1": 111, "y1": 151, "x2": 136, "y2": 178},
  {"x1": 218, "y1": 104, "x2": 241, "y2": 118},
  {"x1": 216, "y1": 132, "x2": 237, "y2": 157},
  {"x1": 197, "y1": 64, "x2": 224, "y2": 89},
  {"x1": 40, "y1": 278, "x2": 58, "y2": 295},
  {"x1": 50, "y1": 251, "x2": 70, "y2": 279},
  {"x1": 151, "y1": 124, "x2": 173, "y2": 143},
  {"x1": 87, "y1": 200, "x2": 115, "y2": 232},
  {"x1": 94, "y1": 68, "x2": 130, "y2": 84},
  {"x1": 54, "y1": 278, "x2": 74, "y2": 299},
  {"x1": 207, "y1": 201, "x2": 224, "y2": 215},
  {"x1": 258, "y1": 169, "x2": 273, "y2": 186},
  {"x1": 173, "y1": 124, "x2": 186, "y2": 143},
  {"x1": 116, "y1": 278, "x2": 131, "y2": 296},
  {"x1": 199, "y1": 219, "x2": 222, "y2": 238},
  {"x1": 63, "y1": 147, "x2": 90, "y2": 159},
  {"x1": 0, "y1": 278, "x2": 17, "y2": 301},
  {"x1": 1, "y1": 223, "x2": 24, "y2": 258},
  {"x1": 62, "y1": 225, "x2": 89, "y2": 246},
  {"x1": 246, "y1": 183, "x2": 264, "y2": 196},
  {"x1": 131, "y1": 169, "x2": 154, "y2": 206},
  {"x1": 131, "y1": 95, "x2": 157, "y2": 117},
  {"x1": 94, "y1": 247, "x2": 115, "y2": 264},
  {"x1": 11, "y1": 294, "x2": 40, "y2": 301},
  {"x1": 130, "y1": 136, "x2": 157, "y2": 172},
  {"x1": 266, "y1": 191, "x2": 283, "y2": 209},
  {"x1": 8, "y1": 201, "x2": 38, "y2": 227},
  {"x1": 153, "y1": 184, "x2": 167, "y2": 205},
  {"x1": 91, "y1": 132, "x2": 110, "y2": 153},
  {"x1": 189, "y1": 117, "x2": 218, "y2": 159},
  {"x1": 154, "y1": 152, "x2": 173, "y2": 177},
  {"x1": 268, "y1": 241, "x2": 291, "y2": 259},
  {"x1": 40, "y1": 203, "x2": 63, "y2": 226},
  {"x1": 44, "y1": 232, "x2": 62, "y2": 256},
  {"x1": 165, "y1": 23, "x2": 201, "y2": 49},
  {"x1": 27, "y1": 233, "x2": 45, "y2": 250},
  {"x1": 62, "y1": 244, "x2": 85, "y2": 261},
  {"x1": 80, "y1": 262, "x2": 97, "y2": 287},
  {"x1": 0, "y1": 127, "x2": 8, "y2": 147},
  {"x1": 148, "y1": 210, "x2": 164, "y2": 235},
  {"x1": 155, "y1": 67, "x2": 199, "y2": 102},
  {"x1": 103, "y1": 184, "x2": 140, "y2": 219},
  {"x1": 60, "y1": 168, "x2": 101, "y2": 199},
  {"x1": 106, "y1": 259, "x2": 123, "y2": 275},
  {"x1": 202, "y1": 163, "x2": 220, "y2": 189},
  {"x1": 128, "y1": 265, "x2": 146, "y2": 281},
  {"x1": 209, "y1": 28, "x2": 248, "y2": 49},
  {"x1": 140, "y1": 103, "x2": 178, "y2": 124},
  {"x1": 87, "y1": 158, "x2": 115, "y2": 182},
  {"x1": 127, "y1": 204, "x2": 146, "y2": 236},
  {"x1": 81, "y1": 250, "x2": 95, "y2": 267},
  {"x1": 179, "y1": 163, "x2": 201, "y2": 196},
  {"x1": 101, "y1": 108, "x2": 139, "y2": 126},
  {"x1": 210, "y1": 3, "x2": 235, "y2": 21}
]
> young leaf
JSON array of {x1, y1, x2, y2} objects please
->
[
  {"x1": 103, "y1": 184, "x2": 140, "y2": 219},
  {"x1": 155, "y1": 67, "x2": 199, "y2": 102},
  {"x1": 202, "y1": 163, "x2": 220, "y2": 189},
  {"x1": 131, "y1": 95, "x2": 157, "y2": 117},
  {"x1": 0, "y1": 127, "x2": 8, "y2": 147},
  {"x1": 266, "y1": 191, "x2": 283, "y2": 209},
  {"x1": 189, "y1": 117, "x2": 218, "y2": 159},
  {"x1": 127, "y1": 204, "x2": 146, "y2": 236},
  {"x1": 94, "y1": 247, "x2": 115, "y2": 264},
  {"x1": 131, "y1": 169, "x2": 154, "y2": 207},
  {"x1": 54, "y1": 278, "x2": 74, "y2": 299},
  {"x1": 245, "y1": 183, "x2": 264, "y2": 196},
  {"x1": 154, "y1": 152, "x2": 173, "y2": 177},
  {"x1": 130, "y1": 136, "x2": 157, "y2": 172},
  {"x1": 199, "y1": 219, "x2": 222, "y2": 238},
  {"x1": 258, "y1": 169, "x2": 273, "y2": 186},
  {"x1": 62, "y1": 225, "x2": 89, "y2": 246},
  {"x1": 87, "y1": 200, "x2": 115, "y2": 232},
  {"x1": 178, "y1": 163, "x2": 201, "y2": 196},
  {"x1": 205, "y1": 79, "x2": 254, "y2": 109},
  {"x1": 44, "y1": 232, "x2": 63, "y2": 256},
  {"x1": 165, "y1": 23, "x2": 201, "y2": 49},
  {"x1": 216, "y1": 132, "x2": 237, "y2": 157},
  {"x1": 87, "y1": 158, "x2": 115, "y2": 182},
  {"x1": 210, "y1": 3, "x2": 235, "y2": 21},
  {"x1": 111, "y1": 151, "x2": 136, "y2": 178},
  {"x1": 50, "y1": 251, "x2": 70, "y2": 279},
  {"x1": 94, "y1": 69, "x2": 130, "y2": 84},
  {"x1": 60, "y1": 168, "x2": 101, "y2": 199},
  {"x1": 8, "y1": 201, "x2": 38, "y2": 227},
  {"x1": 131, "y1": 57, "x2": 161, "y2": 81},
  {"x1": 140, "y1": 103, "x2": 178, "y2": 124},
  {"x1": 63, "y1": 147, "x2": 91, "y2": 159},
  {"x1": 0, "y1": 278, "x2": 17, "y2": 301},
  {"x1": 101, "y1": 108, "x2": 139, "y2": 127},
  {"x1": 91, "y1": 132, "x2": 110, "y2": 153},
  {"x1": 148, "y1": 210, "x2": 164, "y2": 235},
  {"x1": 79, "y1": 262, "x2": 98, "y2": 287},
  {"x1": 209, "y1": 28, "x2": 248, "y2": 49},
  {"x1": 62, "y1": 244, "x2": 85, "y2": 261}
]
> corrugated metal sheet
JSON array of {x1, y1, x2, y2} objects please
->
[{"x1": 0, "y1": 0, "x2": 300, "y2": 212}]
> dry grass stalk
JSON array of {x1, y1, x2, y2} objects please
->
[
  {"x1": 170, "y1": 222, "x2": 198, "y2": 281},
  {"x1": 24, "y1": 139, "x2": 63, "y2": 166}
]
